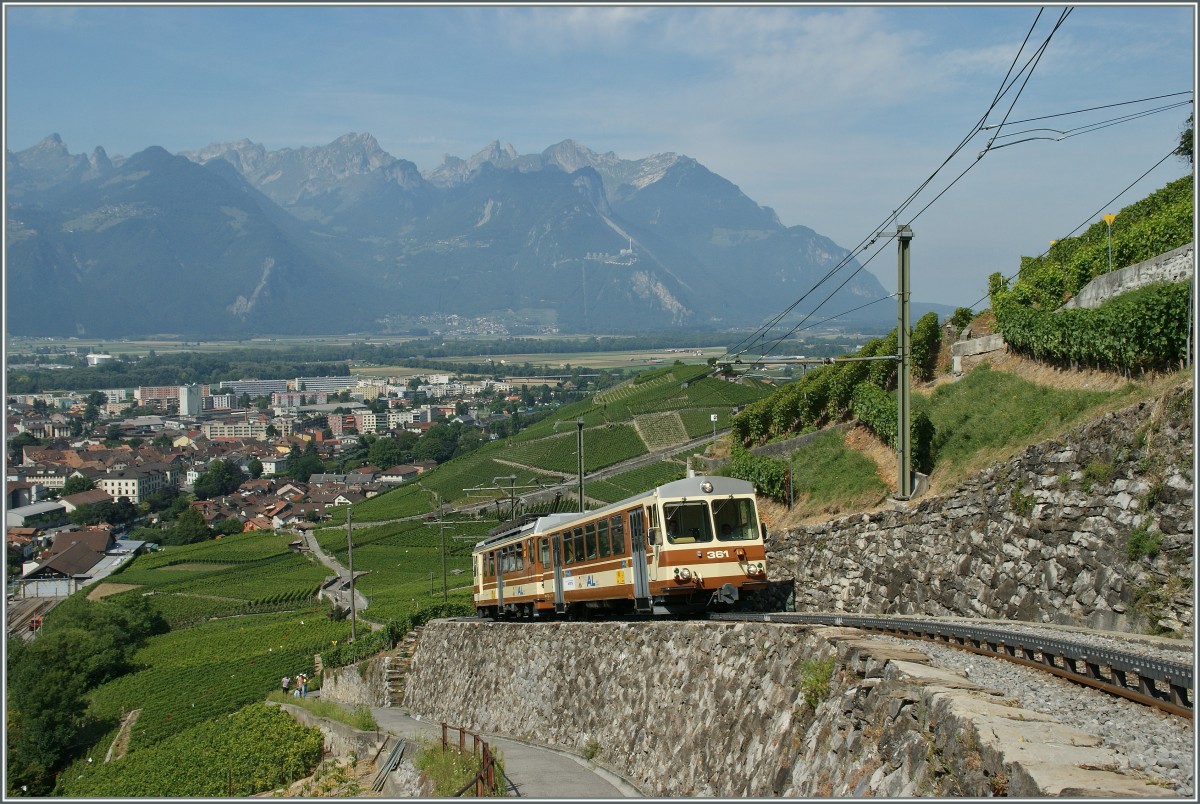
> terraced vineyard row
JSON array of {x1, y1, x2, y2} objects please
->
[
  {"x1": 501, "y1": 424, "x2": 647, "y2": 474},
  {"x1": 110, "y1": 551, "x2": 328, "y2": 604},
  {"x1": 585, "y1": 460, "x2": 690, "y2": 504},
  {"x1": 56, "y1": 703, "x2": 324, "y2": 798},
  {"x1": 634, "y1": 412, "x2": 689, "y2": 451}
]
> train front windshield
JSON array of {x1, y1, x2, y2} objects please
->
[
  {"x1": 711, "y1": 497, "x2": 758, "y2": 541},
  {"x1": 663, "y1": 497, "x2": 760, "y2": 544}
]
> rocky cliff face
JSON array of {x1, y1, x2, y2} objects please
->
[{"x1": 769, "y1": 380, "x2": 1194, "y2": 637}]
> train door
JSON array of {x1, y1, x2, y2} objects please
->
[
  {"x1": 628, "y1": 509, "x2": 651, "y2": 612},
  {"x1": 495, "y1": 547, "x2": 505, "y2": 613},
  {"x1": 552, "y1": 533, "x2": 566, "y2": 614}
]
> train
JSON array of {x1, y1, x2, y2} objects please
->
[{"x1": 472, "y1": 475, "x2": 769, "y2": 618}]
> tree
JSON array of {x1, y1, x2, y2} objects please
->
[
  {"x1": 164, "y1": 507, "x2": 211, "y2": 545},
  {"x1": 368, "y1": 437, "x2": 405, "y2": 469},
  {"x1": 8, "y1": 431, "x2": 40, "y2": 463},
  {"x1": 1176, "y1": 113, "x2": 1193, "y2": 166},
  {"x1": 192, "y1": 459, "x2": 247, "y2": 500},
  {"x1": 288, "y1": 453, "x2": 325, "y2": 482},
  {"x1": 213, "y1": 518, "x2": 246, "y2": 536},
  {"x1": 152, "y1": 433, "x2": 174, "y2": 450},
  {"x1": 61, "y1": 475, "x2": 96, "y2": 496},
  {"x1": 247, "y1": 457, "x2": 264, "y2": 479},
  {"x1": 105, "y1": 424, "x2": 123, "y2": 442}
]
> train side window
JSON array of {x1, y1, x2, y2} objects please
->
[
  {"x1": 585, "y1": 523, "x2": 598, "y2": 559},
  {"x1": 540, "y1": 537, "x2": 550, "y2": 566},
  {"x1": 573, "y1": 527, "x2": 585, "y2": 564},
  {"x1": 563, "y1": 534, "x2": 575, "y2": 564},
  {"x1": 486, "y1": 551, "x2": 495, "y2": 577},
  {"x1": 610, "y1": 515, "x2": 625, "y2": 554},
  {"x1": 598, "y1": 519, "x2": 611, "y2": 558}
]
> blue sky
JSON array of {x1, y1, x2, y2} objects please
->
[{"x1": 4, "y1": 3, "x2": 1196, "y2": 311}]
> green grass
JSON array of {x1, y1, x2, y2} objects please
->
[
  {"x1": 923, "y1": 363, "x2": 1134, "y2": 476},
  {"x1": 787, "y1": 429, "x2": 888, "y2": 516},
  {"x1": 414, "y1": 739, "x2": 506, "y2": 797},
  {"x1": 267, "y1": 691, "x2": 378, "y2": 730}
]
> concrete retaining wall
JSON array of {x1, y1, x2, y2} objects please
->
[{"x1": 1061, "y1": 243, "x2": 1194, "y2": 310}]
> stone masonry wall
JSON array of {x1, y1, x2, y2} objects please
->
[
  {"x1": 402, "y1": 620, "x2": 1172, "y2": 797},
  {"x1": 770, "y1": 380, "x2": 1193, "y2": 636},
  {"x1": 1060, "y1": 243, "x2": 1194, "y2": 310}
]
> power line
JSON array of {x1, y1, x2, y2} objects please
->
[
  {"x1": 722, "y1": 7, "x2": 1066, "y2": 366},
  {"x1": 985, "y1": 99, "x2": 1192, "y2": 151},
  {"x1": 983, "y1": 91, "x2": 1193, "y2": 128}
]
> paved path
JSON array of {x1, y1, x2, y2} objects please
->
[{"x1": 367, "y1": 705, "x2": 641, "y2": 798}]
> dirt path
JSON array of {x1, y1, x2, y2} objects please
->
[{"x1": 105, "y1": 709, "x2": 141, "y2": 763}]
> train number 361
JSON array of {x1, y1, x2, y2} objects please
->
[{"x1": 705, "y1": 549, "x2": 730, "y2": 559}]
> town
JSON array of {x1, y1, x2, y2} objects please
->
[{"x1": 5, "y1": 364, "x2": 583, "y2": 601}]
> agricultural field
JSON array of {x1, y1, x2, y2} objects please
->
[
  {"x1": 439, "y1": 346, "x2": 726, "y2": 371},
  {"x1": 313, "y1": 517, "x2": 487, "y2": 623},
  {"x1": 585, "y1": 460, "x2": 690, "y2": 504},
  {"x1": 104, "y1": 533, "x2": 328, "y2": 622}
]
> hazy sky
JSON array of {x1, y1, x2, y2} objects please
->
[{"x1": 4, "y1": 3, "x2": 1196, "y2": 311}]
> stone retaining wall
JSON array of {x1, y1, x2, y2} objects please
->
[
  {"x1": 401, "y1": 620, "x2": 1173, "y2": 797},
  {"x1": 317, "y1": 657, "x2": 392, "y2": 708},
  {"x1": 770, "y1": 381, "x2": 1193, "y2": 636}
]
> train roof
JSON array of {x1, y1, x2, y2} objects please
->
[{"x1": 472, "y1": 475, "x2": 756, "y2": 551}]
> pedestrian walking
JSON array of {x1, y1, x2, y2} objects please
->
[
  {"x1": 299, "y1": 673, "x2": 308, "y2": 698},
  {"x1": 281, "y1": 675, "x2": 291, "y2": 695}
]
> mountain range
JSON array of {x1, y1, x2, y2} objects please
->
[{"x1": 6, "y1": 132, "x2": 926, "y2": 339}]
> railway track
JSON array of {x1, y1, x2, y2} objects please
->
[{"x1": 712, "y1": 611, "x2": 1193, "y2": 718}]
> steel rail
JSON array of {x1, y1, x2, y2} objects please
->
[{"x1": 711, "y1": 611, "x2": 1193, "y2": 718}]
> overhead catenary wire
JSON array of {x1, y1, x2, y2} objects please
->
[{"x1": 721, "y1": 7, "x2": 1068, "y2": 366}]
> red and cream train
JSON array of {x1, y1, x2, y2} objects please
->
[{"x1": 472, "y1": 475, "x2": 769, "y2": 618}]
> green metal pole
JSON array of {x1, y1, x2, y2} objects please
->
[
  {"x1": 576, "y1": 418, "x2": 585, "y2": 512},
  {"x1": 896, "y1": 225, "x2": 913, "y2": 500}
]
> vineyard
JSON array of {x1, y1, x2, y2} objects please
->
[
  {"x1": 108, "y1": 540, "x2": 329, "y2": 620},
  {"x1": 500, "y1": 424, "x2": 647, "y2": 474},
  {"x1": 634, "y1": 412, "x2": 689, "y2": 451},
  {"x1": 54, "y1": 703, "x2": 324, "y2": 797},
  {"x1": 313, "y1": 517, "x2": 489, "y2": 624},
  {"x1": 328, "y1": 482, "x2": 433, "y2": 523},
  {"x1": 585, "y1": 459, "x2": 690, "y2": 504},
  {"x1": 990, "y1": 175, "x2": 1193, "y2": 373},
  {"x1": 83, "y1": 607, "x2": 350, "y2": 754}
]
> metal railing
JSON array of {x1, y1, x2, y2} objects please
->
[{"x1": 441, "y1": 722, "x2": 499, "y2": 797}]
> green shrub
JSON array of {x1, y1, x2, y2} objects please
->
[
  {"x1": 726, "y1": 447, "x2": 790, "y2": 503},
  {"x1": 1082, "y1": 461, "x2": 1114, "y2": 492},
  {"x1": 911, "y1": 311, "x2": 942, "y2": 382},
  {"x1": 1127, "y1": 527, "x2": 1162, "y2": 561},
  {"x1": 798, "y1": 656, "x2": 836, "y2": 710}
]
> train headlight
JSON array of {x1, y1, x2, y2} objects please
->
[{"x1": 678, "y1": 567, "x2": 692, "y2": 582}]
